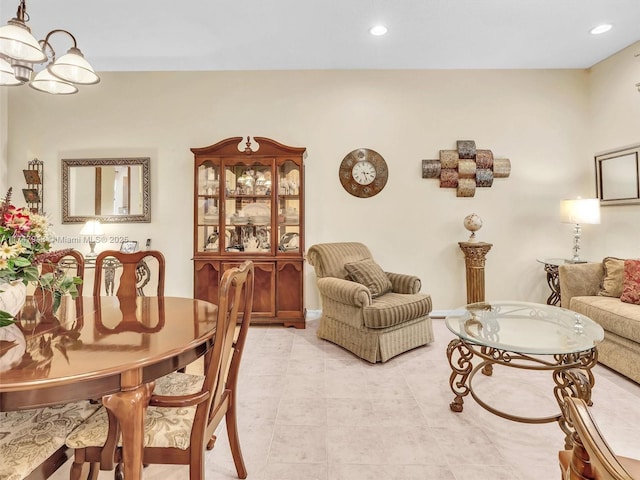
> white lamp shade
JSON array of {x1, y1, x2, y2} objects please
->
[
  {"x1": 560, "y1": 198, "x2": 601, "y2": 224},
  {"x1": 48, "y1": 47, "x2": 100, "y2": 85},
  {"x1": 80, "y1": 220, "x2": 105, "y2": 236},
  {"x1": 0, "y1": 56, "x2": 22, "y2": 85},
  {"x1": 0, "y1": 23, "x2": 46, "y2": 63},
  {"x1": 29, "y1": 67, "x2": 78, "y2": 94}
]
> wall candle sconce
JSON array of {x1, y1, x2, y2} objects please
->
[{"x1": 560, "y1": 198, "x2": 601, "y2": 263}]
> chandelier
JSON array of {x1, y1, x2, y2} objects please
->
[{"x1": 0, "y1": 0, "x2": 99, "y2": 94}]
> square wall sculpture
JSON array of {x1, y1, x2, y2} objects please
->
[{"x1": 422, "y1": 140, "x2": 511, "y2": 197}]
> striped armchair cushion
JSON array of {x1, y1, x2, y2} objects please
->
[
  {"x1": 66, "y1": 372, "x2": 205, "y2": 451},
  {"x1": 363, "y1": 292, "x2": 432, "y2": 329},
  {"x1": 0, "y1": 401, "x2": 101, "y2": 480},
  {"x1": 345, "y1": 259, "x2": 392, "y2": 298}
]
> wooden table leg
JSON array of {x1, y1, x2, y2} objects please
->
[{"x1": 102, "y1": 370, "x2": 154, "y2": 480}]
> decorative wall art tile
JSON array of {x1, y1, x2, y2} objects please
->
[
  {"x1": 457, "y1": 178, "x2": 476, "y2": 197},
  {"x1": 439, "y1": 150, "x2": 459, "y2": 169},
  {"x1": 458, "y1": 159, "x2": 476, "y2": 179},
  {"x1": 493, "y1": 158, "x2": 512, "y2": 178},
  {"x1": 475, "y1": 150, "x2": 494, "y2": 169},
  {"x1": 421, "y1": 159, "x2": 441, "y2": 178},
  {"x1": 475, "y1": 169, "x2": 494, "y2": 187},
  {"x1": 457, "y1": 140, "x2": 476, "y2": 159},
  {"x1": 421, "y1": 140, "x2": 511, "y2": 197},
  {"x1": 440, "y1": 168, "x2": 459, "y2": 188}
]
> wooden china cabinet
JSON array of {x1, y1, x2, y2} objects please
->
[{"x1": 191, "y1": 136, "x2": 307, "y2": 328}]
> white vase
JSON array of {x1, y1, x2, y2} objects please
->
[
  {"x1": 0, "y1": 323, "x2": 26, "y2": 372},
  {"x1": 0, "y1": 280, "x2": 28, "y2": 317}
]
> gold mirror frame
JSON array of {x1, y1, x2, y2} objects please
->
[{"x1": 62, "y1": 157, "x2": 151, "y2": 223}]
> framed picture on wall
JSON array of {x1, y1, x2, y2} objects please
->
[
  {"x1": 120, "y1": 241, "x2": 138, "y2": 253},
  {"x1": 595, "y1": 144, "x2": 640, "y2": 205}
]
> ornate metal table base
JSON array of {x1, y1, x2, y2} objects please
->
[
  {"x1": 543, "y1": 263, "x2": 561, "y2": 306},
  {"x1": 446, "y1": 338, "x2": 598, "y2": 449}
]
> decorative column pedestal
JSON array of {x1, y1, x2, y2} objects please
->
[{"x1": 458, "y1": 241, "x2": 492, "y2": 304}]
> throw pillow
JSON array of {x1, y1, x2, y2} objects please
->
[
  {"x1": 620, "y1": 259, "x2": 640, "y2": 305},
  {"x1": 344, "y1": 259, "x2": 392, "y2": 298},
  {"x1": 598, "y1": 257, "x2": 625, "y2": 297}
]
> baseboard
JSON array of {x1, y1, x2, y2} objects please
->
[{"x1": 305, "y1": 309, "x2": 322, "y2": 320}]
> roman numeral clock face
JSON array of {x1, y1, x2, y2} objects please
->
[{"x1": 339, "y1": 148, "x2": 388, "y2": 198}]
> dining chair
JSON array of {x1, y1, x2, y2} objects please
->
[
  {"x1": 558, "y1": 396, "x2": 640, "y2": 479},
  {"x1": 66, "y1": 260, "x2": 254, "y2": 480},
  {"x1": 0, "y1": 401, "x2": 101, "y2": 480},
  {"x1": 92, "y1": 250, "x2": 165, "y2": 297},
  {"x1": 40, "y1": 248, "x2": 85, "y2": 296}
]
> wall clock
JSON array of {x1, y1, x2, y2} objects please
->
[{"x1": 339, "y1": 148, "x2": 388, "y2": 198}]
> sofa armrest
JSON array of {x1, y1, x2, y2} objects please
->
[
  {"x1": 386, "y1": 272, "x2": 421, "y2": 294},
  {"x1": 558, "y1": 262, "x2": 604, "y2": 309},
  {"x1": 317, "y1": 277, "x2": 372, "y2": 307}
]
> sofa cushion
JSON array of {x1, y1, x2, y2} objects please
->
[
  {"x1": 598, "y1": 256, "x2": 625, "y2": 297},
  {"x1": 363, "y1": 292, "x2": 431, "y2": 329},
  {"x1": 621, "y1": 259, "x2": 640, "y2": 305},
  {"x1": 570, "y1": 295, "x2": 640, "y2": 343},
  {"x1": 345, "y1": 259, "x2": 392, "y2": 298}
]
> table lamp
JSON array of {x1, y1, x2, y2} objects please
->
[
  {"x1": 80, "y1": 220, "x2": 104, "y2": 257},
  {"x1": 560, "y1": 198, "x2": 601, "y2": 263}
]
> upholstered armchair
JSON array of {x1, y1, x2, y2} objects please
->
[{"x1": 307, "y1": 242, "x2": 434, "y2": 363}]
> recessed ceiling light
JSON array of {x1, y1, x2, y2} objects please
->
[
  {"x1": 369, "y1": 25, "x2": 388, "y2": 36},
  {"x1": 590, "y1": 24, "x2": 612, "y2": 35}
]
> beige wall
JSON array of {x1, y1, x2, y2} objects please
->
[
  {"x1": 588, "y1": 41, "x2": 640, "y2": 257},
  {"x1": 5, "y1": 65, "x2": 618, "y2": 310}
]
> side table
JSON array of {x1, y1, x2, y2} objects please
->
[
  {"x1": 536, "y1": 258, "x2": 586, "y2": 306},
  {"x1": 458, "y1": 241, "x2": 492, "y2": 304}
]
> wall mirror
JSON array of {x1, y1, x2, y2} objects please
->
[
  {"x1": 62, "y1": 157, "x2": 151, "y2": 223},
  {"x1": 595, "y1": 145, "x2": 640, "y2": 206}
]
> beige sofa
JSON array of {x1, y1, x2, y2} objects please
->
[{"x1": 559, "y1": 260, "x2": 640, "y2": 384}]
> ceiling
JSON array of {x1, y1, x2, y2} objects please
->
[{"x1": 1, "y1": 0, "x2": 640, "y2": 72}]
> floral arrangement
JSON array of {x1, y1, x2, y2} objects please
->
[{"x1": 0, "y1": 188, "x2": 81, "y2": 326}]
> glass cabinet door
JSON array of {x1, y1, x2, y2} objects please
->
[
  {"x1": 196, "y1": 162, "x2": 221, "y2": 253},
  {"x1": 224, "y1": 162, "x2": 272, "y2": 253},
  {"x1": 277, "y1": 160, "x2": 300, "y2": 253}
]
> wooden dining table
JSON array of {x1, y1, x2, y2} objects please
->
[{"x1": 0, "y1": 294, "x2": 219, "y2": 480}]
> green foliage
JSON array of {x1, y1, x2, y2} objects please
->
[
  {"x1": 0, "y1": 310, "x2": 14, "y2": 327},
  {"x1": 37, "y1": 271, "x2": 82, "y2": 314}
]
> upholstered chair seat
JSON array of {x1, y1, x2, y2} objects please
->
[
  {"x1": 66, "y1": 372, "x2": 205, "y2": 451},
  {"x1": 0, "y1": 401, "x2": 100, "y2": 480},
  {"x1": 307, "y1": 242, "x2": 434, "y2": 363}
]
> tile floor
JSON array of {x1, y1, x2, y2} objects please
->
[{"x1": 50, "y1": 315, "x2": 640, "y2": 480}]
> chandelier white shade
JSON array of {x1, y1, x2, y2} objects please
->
[
  {"x1": 0, "y1": 1, "x2": 99, "y2": 93},
  {"x1": 47, "y1": 47, "x2": 99, "y2": 85},
  {"x1": 0, "y1": 22, "x2": 46, "y2": 63},
  {"x1": 30, "y1": 67, "x2": 77, "y2": 94}
]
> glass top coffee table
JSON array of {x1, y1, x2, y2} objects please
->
[{"x1": 445, "y1": 300, "x2": 604, "y2": 448}]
